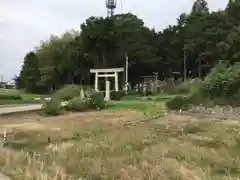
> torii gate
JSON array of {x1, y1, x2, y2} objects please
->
[{"x1": 90, "y1": 68, "x2": 124, "y2": 100}]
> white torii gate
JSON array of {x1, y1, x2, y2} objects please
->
[{"x1": 90, "y1": 68, "x2": 124, "y2": 92}]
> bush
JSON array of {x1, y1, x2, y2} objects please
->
[
  {"x1": 67, "y1": 97, "x2": 89, "y2": 112},
  {"x1": 53, "y1": 85, "x2": 82, "y2": 101},
  {"x1": 166, "y1": 96, "x2": 188, "y2": 110},
  {"x1": 200, "y1": 62, "x2": 240, "y2": 98},
  {"x1": 110, "y1": 91, "x2": 125, "y2": 100},
  {"x1": 88, "y1": 91, "x2": 107, "y2": 110},
  {"x1": 0, "y1": 93, "x2": 22, "y2": 100},
  {"x1": 42, "y1": 98, "x2": 61, "y2": 116}
]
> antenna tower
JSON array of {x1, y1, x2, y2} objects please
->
[{"x1": 106, "y1": 0, "x2": 116, "y2": 16}]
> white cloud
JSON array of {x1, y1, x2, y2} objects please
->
[{"x1": 0, "y1": 0, "x2": 228, "y2": 80}]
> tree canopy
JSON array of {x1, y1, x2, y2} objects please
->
[{"x1": 17, "y1": 0, "x2": 240, "y2": 93}]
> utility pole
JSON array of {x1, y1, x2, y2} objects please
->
[
  {"x1": 183, "y1": 47, "x2": 187, "y2": 82},
  {"x1": 125, "y1": 52, "x2": 128, "y2": 96}
]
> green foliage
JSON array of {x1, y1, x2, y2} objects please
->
[
  {"x1": 42, "y1": 98, "x2": 61, "y2": 116},
  {"x1": 192, "y1": 0, "x2": 209, "y2": 13},
  {"x1": 110, "y1": 91, "x2": 125, "y2": 101},
  {"x1": 67, "y1": 97, "x2": 89, "y2": 112},
  {"x1": 0, "y1": 93, "x2": 22, "y2": 100},
  {"x1": 166, "y1": 96, "x2": 188, "y2": 110},
  {"x1": 166, "y1": 61, "x2": 240, "y2": 109},
  {"x1": 17, "y1": 1, "x2": 240, "y2": 96},
  {"x1": 201, "y1": 62, "x2": 240, "y2": 98},
  {"x1": 53, "y1": 85, "x2": 82, "y2": 101},
  {"x1": 17, "y1": 51, "x2": 41, "y2": 92},
  {"x1": 88, "y1": 91, "x2": 107, "y2": 110}
]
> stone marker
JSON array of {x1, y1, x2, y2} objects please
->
[
  {"x1": 105, "y1": 81, "x2": 110, "y2": 101},
  {"x1": 80, "y1": 89, "x2": 85, "y2": 100},
  {"x1": 143, "y1": 84, "x2": 147, "y2": 96}
]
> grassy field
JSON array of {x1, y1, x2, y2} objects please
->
[
  {"x1": 0, "y1": 94, "x2": 239, "y2": 180},
  {"x1": 108, "y1": 94, "x2": 171, "y2": 116},
  {"x1": 0, "y1": 88, "x2": 46, "y2": 106}
]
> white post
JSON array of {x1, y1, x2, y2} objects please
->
[
  {"x1": 80, "y1": 89, "x2": 85, "y2": 100},
  {"x1": 125, "y1": 53, "x2": 128, "y2": 95},
  {"x1": 114, "y1": 72, "x2": 119, "y2": 91},
  {"x1": 3, "y1": 129, "x2": 6, "y2": 141},
  {"x1": 95, "y1": 72, "x2": 99, "y2": 91},
  {"x1": 105, "y1": 81, "x2": 110, "y2": 101}
]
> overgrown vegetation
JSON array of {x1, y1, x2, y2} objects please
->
[
  {"x1": 43, "y1": 86, "x2": 107, "y2": 115},
  {"x1": 42, "y1": 98, "x2": 62, "y2": 116},
  {"x1": 88, "y1": 91, "x2": 107, "y2": 110},
  {"x1": 53, "y1": 85, "x2": 82, "y2": 101},
  {"x1": 66, "y1": 97, "x2": 88, "y2": 112},
  {"x1": 1, "y1": 111, "x2": 240, "y2": 180},
  {"x1": 166, "y1": 61, "x2": 240, "y2": 110}
]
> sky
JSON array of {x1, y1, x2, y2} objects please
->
[{"x1": 0, "y1": 0, "x2": 228, "y2": 81}]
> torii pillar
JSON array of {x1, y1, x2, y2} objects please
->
[{"x1": 90, "y1": 68, "x2": 124, "y2": 93}]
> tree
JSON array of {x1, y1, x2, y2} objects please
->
[
  {"x1": 192, "y1": 0, "x2": 209, "y2": 13},
  {"x1": 36, "y1": 31, "x2": 78, "y2": 91},
  {"x1": 18, "y1": 51, "x2": 40, "y2": 92},
  {"x1": 18, "y1": 2, "x2": 240, "y2": 93}
]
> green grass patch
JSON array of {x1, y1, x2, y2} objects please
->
[
  {"x1": 0, "y1": 88, "x2": 46, "y2": 105},
  {"x1": 108, "y1": 98, "x2": 165, "y2": 116}
]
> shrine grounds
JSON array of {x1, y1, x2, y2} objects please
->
[{"x1": 0, "y1": 95, "x2": 240, "y2": 180}]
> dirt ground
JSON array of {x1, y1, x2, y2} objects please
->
[
  {"x1": 0, "y1": 109, "x2": 144, "y2": 136},
  {"x1": 1, "y1": 109, "x2": 240, "y2": 180}
]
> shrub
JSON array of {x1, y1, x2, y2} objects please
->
[
  {"x1": 110, "y1": 91, "x2": 125, "y2": 101},
  {"x1": 88, "y1": 91, "x2": 107, "y2": 110},
  {"x1": 166, "y1": 96, "x2": 188, "y2": 110},
  {"x1": 0, "y1": 93, "x2": 22, "y2": 100},
  {"x1": 42, "y1": 98, "x2": 61, "y2": 116},
  {"x1": 67, "y1": 97, "x2": 89, "y2": 112},
  {"x1": 53, "y1": 85, "x2": 82, "y2": 101},
  {"x1": 200, "y1": 62, "x2": 234, "y2": 98}
]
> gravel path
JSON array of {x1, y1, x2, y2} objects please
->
[{"x1": 0, "y1": 104, "x2": 42, "y2": 115}]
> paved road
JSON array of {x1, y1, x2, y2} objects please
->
[{"x1": 0, "y1": 104, "x2": 42, "y2": 115}]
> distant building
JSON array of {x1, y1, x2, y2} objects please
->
[{"x1": 0, "y1": 79, "x2": 16, "y2": 89}]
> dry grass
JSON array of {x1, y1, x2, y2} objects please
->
[{"x1": 0, "y1": 110, "x2": 240, "y2": 180}]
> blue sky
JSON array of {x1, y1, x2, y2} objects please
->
[{"x1": 0, "y1": 0, "x2": 228, "y2": 81}]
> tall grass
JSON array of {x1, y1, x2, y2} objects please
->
[{"x1": 1, "y1": 112, "x2": 240, "y2": 180}]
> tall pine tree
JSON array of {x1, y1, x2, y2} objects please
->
[{"x1": 192, "y1": 0, "x2": 209, "y2": 13}]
